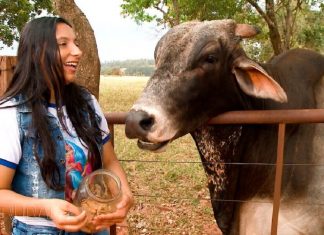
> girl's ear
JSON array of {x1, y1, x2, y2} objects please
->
[{"x1": 232, "y1": 56, "x2": 287, "y2": 103}]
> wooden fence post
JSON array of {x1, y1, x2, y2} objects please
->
[
  {"x1": 0, "y1": 56, "x2": 17, "y2": 96},
  {"x1": 0, "y1": 56, "x2": 16, "y2": 234}
]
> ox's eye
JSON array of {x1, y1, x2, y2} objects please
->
[{"x1": 204, "y1": 54, "x2": 219, "y2": 64}]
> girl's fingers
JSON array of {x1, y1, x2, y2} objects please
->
[
  {"x1": 95, "y1": 223, "x2": 119, "y2": 231},
  {"x1": 116, "y1": 199, "x2": 127, "y2": 209},
  {"x1": 96, "y1": 225, "x2": 110, "y2": 231},
  {"x1": 116, "y1": 193, "x2": 133, "y2": 209},
  {"x1": 65, "y1": 203, "x2": 83, "y2": 216},
  {"x1": 94, "y1": 218, "x2": 124, "y2": 230},
  {"x1": 59, "y1": 223, "x2": 86, "y2": 232},
  {"x1": 56, "y1": 211, "x2": 88, "y2": 232},
  {"x1": 58, "y1": 210, "x2": 87, "y2": 226},
  {"x1": 94, "y1": 212, "x2": 124, "y2": 223}
]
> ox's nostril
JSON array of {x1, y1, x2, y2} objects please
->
[
  {"x1": 140, "y1": 117, "x2": 154, "y2": 131},
  {"x1": 125, "y1": 110, "x2": 155, "y2": 139}
]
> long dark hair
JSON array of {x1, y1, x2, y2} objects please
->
[{"x1": 0, "y1": 16, "x2": 102, "y2": 190}]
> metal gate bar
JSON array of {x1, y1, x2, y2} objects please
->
[{"x1": 271, "y1": 123, "x2": 286, "y2": 235}]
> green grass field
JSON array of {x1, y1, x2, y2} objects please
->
[{"x1": 99, "y1": 76, "x2": 218, "y2": 234}]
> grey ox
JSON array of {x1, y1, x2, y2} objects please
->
[{"x1": 124, "y1": 20, "x2": 324, "y2": 235}]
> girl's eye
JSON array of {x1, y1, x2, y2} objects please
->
[
  {"x1": 205, "y1": 54, "x2": 218, "y2": 64},
  {"x1": 58, "y1": 42, "x2": 67, "y2": 46}
]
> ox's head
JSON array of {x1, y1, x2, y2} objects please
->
[{"x1": 125, "y1": 20, "x2": 287, "y2": 151}]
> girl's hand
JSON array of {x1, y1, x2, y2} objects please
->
[
  {"x1": 92, "y1": 191, "x2": 134, "y2": 230},
  {"x1": 43, "y1": 199, "x2": 88, "y2": 232}
]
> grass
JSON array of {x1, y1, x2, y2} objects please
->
[{"x1": 99, "y1": 76, "x2": 218, "y2": 234}]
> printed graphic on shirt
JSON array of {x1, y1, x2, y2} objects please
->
[{"x1": 65, "y1": 140, "x2": 93, "y2": 202}]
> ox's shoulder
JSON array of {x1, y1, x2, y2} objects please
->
[
  {"x1": 267, "y1": 48, "x2": 324, "y2": 74},
  {"x1": 269, "y1": 48, "x2": 324, "y2": 63}
]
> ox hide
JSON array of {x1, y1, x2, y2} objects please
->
[
  {"x1": 192, "y1": 60, "x2": 324, "y2": 235},
  {"x1": 192, "y1": 120, "x2": 323, "y2": 234},
  {"x1": 192, "y1": 61, "x2": 324, "y2": 234},
  {"x1": 191, "y1": 125, "x2": 242, "y2": 233}
]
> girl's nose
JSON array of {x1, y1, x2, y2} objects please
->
[{"x1": 71, "y1": 44, "x2": 82, "y2": 57}]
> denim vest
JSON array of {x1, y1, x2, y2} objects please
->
[{"x1": 11, "y1": 93, "x2": 103, "y2": 200}]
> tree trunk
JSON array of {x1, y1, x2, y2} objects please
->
[
  {"x1": 283, "y1": 1, "x2": 292, "y2": 50},
  {"x1": 171, "y1": 0, "x2": 181, "y2": 26},
  {"x1": 265, "y1": 0, "x2": 284, "y2": 55},
  {"x1": 247, "y1": 0, "x2": 284, "y2": 55},
  {"x1": 53, "y1": 0, "x2": 100, "y2": 98}
]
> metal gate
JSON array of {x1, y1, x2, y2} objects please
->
[{"x1": 106, "y1": 109, "x2": 324, "y2": 235}]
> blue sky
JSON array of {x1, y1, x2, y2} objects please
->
[{"x1": 1, "y1": 0, "x2": 168, "y2": 62}]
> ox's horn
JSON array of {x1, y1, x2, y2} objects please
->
[{"x1": 235, "y1": 24, "x2": 260, "y2": 38}]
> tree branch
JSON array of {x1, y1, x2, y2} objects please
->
[
  {"x1": 153, "y1": 0, "x2": 175, "y2": 26},
  {"x1": 245, "y1": 0, "x2": 273, "y2": 26},
  {"x1": 153, "y1": 1, "x2": 167, "y2": 16},
  {"x1": 246, "y1": 0, "x2": 284, "y2": 55},
  {"x1": 171, "y1": 0, "x2": 180, "y2": 25}
]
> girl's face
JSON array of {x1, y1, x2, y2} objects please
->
[{"x1": 56, "y1": 23, "x2": 82, "y2": 84}]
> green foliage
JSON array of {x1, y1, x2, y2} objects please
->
[
  {"x1": 178, "y1": 0, "x2": 244, "y2": 21},
  {"x1": 121, "y1": 0, "x2": 250, "y2": 27},
  {"x1": 297, "y1": 8, "x2": 324, "y2": 52},
  {"x1": 120, "y1": 0, "x2": 158, "y2": 25},
  {"x1": 0, "y1": 0, "x2": 53, "y2": 47},
  {"x1": 121, "y1": 0, "x2": 324, "y2": 60},
  {"x1": 101, "y1": 59, "x2": 155, "y2": 76}
]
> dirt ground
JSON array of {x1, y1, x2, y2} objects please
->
[
  {"x1": 0, "y1": 213, "x2": 10, "y2": 235},
  {"x1": 1, "y1": 211, "x2": 222, "y2": 235}
]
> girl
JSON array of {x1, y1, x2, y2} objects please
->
[{"x1": 0, "y1": 16, "x2": 133, "y2": 234}]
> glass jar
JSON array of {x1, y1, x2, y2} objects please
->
[{"x1": 73, "y1": 169, "x2": 122, "y2": 232}]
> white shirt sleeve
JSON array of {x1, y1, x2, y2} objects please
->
[
  {"x1": 0, "y1": 102, "x2": 21, "y2": 169},
  {"x1": 90, "y1": 95, "x2": 110, "y2": 143}
]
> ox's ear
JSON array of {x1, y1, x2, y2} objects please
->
[
  {"x1": 235, "y1": 24, "x2": 260, "y2": 38},
  {"x1": 232, "y1": 58, "x2": 288, "y2": 103}
]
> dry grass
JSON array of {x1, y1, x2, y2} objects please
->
[
  {"x1": 99, "y1": 76, "x2": 219, "y2": 234},
  {"x1": 0, "y1": 75, "x2": 219, "y2": 235}
]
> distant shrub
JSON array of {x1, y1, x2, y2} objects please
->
[{"x1": 101, "y1": 59, "x2": 155, "y2": 76}]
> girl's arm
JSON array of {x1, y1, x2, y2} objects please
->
[
  {"x1": 93, "y1": 140, "x2": 134, "y2": 229},
  {"x1": 0, "y1": 165, "x2": 88, "y2": 231},
  {"x1": 102, "y1": 141, "x2": 133, "y2": 200}
]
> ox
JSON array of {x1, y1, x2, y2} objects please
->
[{"x1": 124, "y1": 20, "x2": 324, "y2": 234}]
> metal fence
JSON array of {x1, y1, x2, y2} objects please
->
[{"x1": 105, "y1": 109, "x2": 324, "y2": 235}]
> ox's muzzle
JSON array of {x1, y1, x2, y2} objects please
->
[
  {"x1": 125, "y1": 110, "x2": 154, "y2": 139},
  {"x1": 125, "y1": 110, "x2": 170, "y2": 151}
]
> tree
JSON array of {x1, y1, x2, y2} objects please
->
[
  {"x1": 294, "y1": 2, "x2": 324, "y2": 52},
  {"x1": 246, "y1": 0, "x2": 323, "y2": 55},
  {"x1": 0, "y1": 0, "x2": 53, "y2": 48},
  {"x1": 0, "y1": 0, "x2": 100, "y2": 98},
  {"x1": 120, "y1": 0, "x2": 246, "y2": 27},
  {"x1": 121, "y1": 0, "x2": 323, "y2": 57},
  {"x1": 53, "y1": 0, "x2": 100, "y2": 98},
  {"x1": 0, "y1": 1, "x2": 99, "y2": 231}
]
